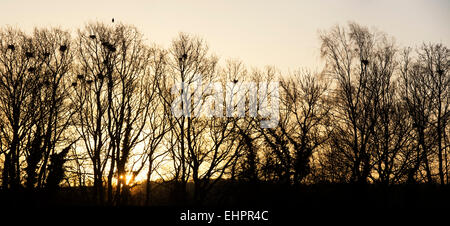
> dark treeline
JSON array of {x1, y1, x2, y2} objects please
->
[{"x1": 0, "y1": 22, "x2": 448, "y2": 206}]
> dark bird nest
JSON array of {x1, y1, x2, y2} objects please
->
[
  {"x1": 28, "y1": 67, "x2": 35, "y2": 73},
  {"x1": 59, "y1": 45, "x2": 67, "y2": 52},
  {"x1": 89, "y1": 35, "x2": 96, "y2": 39},
  {"x1": 7, "y1": 44, "x2": 15, "y2": 51},
  {"x1": 77, "y1": 74, "x2": 84, "y2": 80},
  {"x1": 108, "y1": 45, "x2": 116, "y2": 52},
  {"x1": 25, "y1": 52, "x2": 34, "y2": 58},
  {"x1": 102, "y1": 42, "x2": 116, "y2": 52},
  {"x1": 179, "y1": 53, "x2": 188, "y2": 62}
]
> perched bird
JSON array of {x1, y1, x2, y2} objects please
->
[
  {"x1": 89, "y1": 34, "x2": 96, "y2": 39},
  {"x1": 112, "y1": 18, "x2": 115, "y2": 23},
  {"x1": 77, "y1": 74, "x2": 84, "y2": 80}
]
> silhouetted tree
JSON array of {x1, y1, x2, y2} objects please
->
[
  {"x1": 320, "y1": 23, "x2": 397, "y2": 184},
  {"x1": 0, "y1": 28, "x2": 40, "y2": 189},
  {"x1": 0, "y1": 27, "x2": 74, "y2": 190},
  {"x1": 279, "y1": 71, "x2": 330, "y2": 184},
  {"x1": 73, "y1": 22, "x2": 158, "y2": 205},
  {"x1": 420, "y1": 44, "x2": 449, "y2": 185},
  {"x1": 32, "y1": 28, "x2": 74, "y2": 189},
  {"x1": 400, "y1": 44, "x2": 449, "y2": 184}
]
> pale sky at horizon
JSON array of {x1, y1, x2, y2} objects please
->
[{"x1": 0, "y1": 0, "x2": 448, "y2": 73}]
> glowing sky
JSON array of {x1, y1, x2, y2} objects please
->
[{"x1": 1, "y1": 0, "x2": 448, "y2": 72}]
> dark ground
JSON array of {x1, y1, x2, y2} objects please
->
[{"x1": 0, "y1": 183, "x2": 448, "y2": 224}]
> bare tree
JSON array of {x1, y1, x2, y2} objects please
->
[
  {"x1": 279, "y1": 70, "x2": 330, "y2": 184},
  {"x1": 32, "y1": 28, "x2": 75, "y2": 189},
  {"x1": 319, "y1": 23, "x2": 397, "y2": 184},
  {"x1": 420, "y1": 44, "x2": 449, "y2": 185},
  {"x1": 158, "y1": 33, "x2": 217, "y2": 203},
  {"x1": 0, "y1": 28, "x2": 40, "y2": 189},
  {"x1": 400, "y1": 44, "x2": 449, "y2": 184},
  {"x1": 73, "y1": 22, "x2": 159, "y2": 204}
]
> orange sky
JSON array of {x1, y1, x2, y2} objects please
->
[{"x1": 1, "y1": 0, "x2": 448, "y2": 73}]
